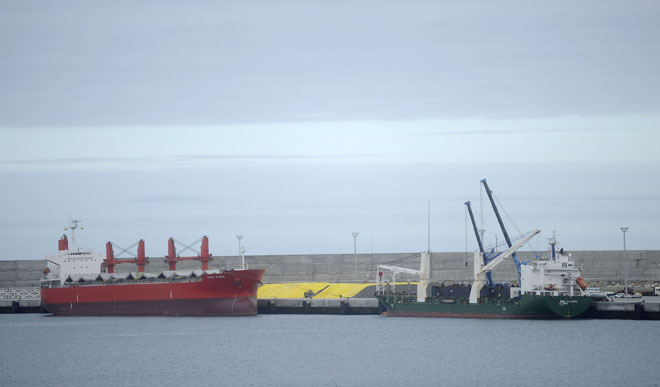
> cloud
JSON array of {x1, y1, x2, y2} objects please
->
[
  {"x1": 2, "y1": 1, "x2": 659, "y2": 126},
  {"x1": 0, "y1": 153, "x2": 379, "y2": 171},
  {"x1": 408, "y1": 127, "x2": 607, "y2": 136},
  {"x1": 133, "y1": 195, "x2": 217, "y2": 203},
  {"x1": 409, "y1": 130, "x2": 516, "y2": 136}
]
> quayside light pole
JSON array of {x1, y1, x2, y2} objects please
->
[
  {"x1": 352, "y1": 232, "x2": 359, "y2": 282},
  {"x1": 621, "y1": 227, "x2": 629, "y2": 295},
  {"x1": 480, "y1": 179, "x2": 522, "y2": 283},
  {"x1": 237, "y1": 235, "x2": 244, "y2": 270}
]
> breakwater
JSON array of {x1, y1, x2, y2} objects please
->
[{"x1": 2, "y1": 250, "x2": 659, "y2": 290}]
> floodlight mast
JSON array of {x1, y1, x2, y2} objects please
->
[{"x1": 352, "y1": 232, "x2": 359, "y2": 282}]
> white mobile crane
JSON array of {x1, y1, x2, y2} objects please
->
[
  {"x1": 376, "y1": 251, "x2": 431, "y2": 302},
  {"x1": 469, "y1": 228, "x2": 540, "y2": 303}
]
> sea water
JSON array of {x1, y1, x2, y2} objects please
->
[{"x1": 1, "y1": 314, "x2": 659, "y2": 387}]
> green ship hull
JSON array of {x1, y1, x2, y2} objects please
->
[{"x1": 377, "y1": 294, "x2": 593, "y2": 319}]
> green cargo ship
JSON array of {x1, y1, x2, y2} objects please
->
[
  {"x1": 376, "y1": 229, "x2": 593, "y2": 319},
  {"x1": 377, "y1": 293, "x2": 593, "y2": 319}
]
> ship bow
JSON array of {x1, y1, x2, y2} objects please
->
[{"x1": 543, "y1": 296, "x2": 592, "y2": 318}]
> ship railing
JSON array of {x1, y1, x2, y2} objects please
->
[
  {"x1": 381, "y1": 295, "x2": 418, "y2": 304},
  {"x1": 524, "y1": 290, "x2": 564, "y2": 297},
  {"x1": 435, "y1": 297, "x2": 470, "y2": 305},
  {"x1": 478, "y1": 298, "x2": 516, "y2": 306},
  {"x1": 60, "y1": 276, "x2": 203, "y2": 287}
]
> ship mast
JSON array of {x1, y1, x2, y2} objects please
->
[
  {"x1": 548, "y1": 230, "x2": 558, "y2": 259},
  {"x1": 65, "y1": 218, "x2": 82, "y2": 252}
]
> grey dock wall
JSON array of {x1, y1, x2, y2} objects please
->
[{"x1": 1, "y1": 250, "x2": 659, "y2": 288}]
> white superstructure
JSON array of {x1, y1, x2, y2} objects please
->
[
  {"x1": 519, "y1": 233, "x2": 585, "y2": 297},
  {"x1": 43, "y1": 219, "x2": 104, "y2": 285}
]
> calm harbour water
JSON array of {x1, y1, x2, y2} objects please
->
[{"x1": 1, "y1": 314, "x2": 659, "y2": 387}]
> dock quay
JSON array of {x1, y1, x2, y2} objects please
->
[
  {"x1": 255, "y1": 296, "x2": 660, "y2": 319},
  {"x1": 0, "y1": 287, "x2": 42, "y2": 313},
  {"x1": 258, "y1": 298, "x2": 379, "y2": 315},
  {"x1": 590, "y1": 297, "x2": 660, "y2": 320}
]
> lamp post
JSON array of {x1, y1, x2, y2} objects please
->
[
  {"x1": 621, "y1": 227, "x2": 629, "y2": 295},
  {"x1": 237, "y1": 235, "x2": 243, "y2": 270},
  {"x1": 352, "y1": 232, "x2": 359, "y2": 282}
]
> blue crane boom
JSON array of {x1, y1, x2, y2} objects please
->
[
  {"x1": 480, "y1": 179, "x2": 522, "y2": 283},
  {"x1": 465, "y1": 200, "x2": 494, "y2": 287}
]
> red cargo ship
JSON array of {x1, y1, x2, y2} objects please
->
[
  {"x1": 41, "y1": 220, "x2": 265, "y2": 316},
  {"x1": 41, "y1": 270, "x2": 265, "y2": 316}
]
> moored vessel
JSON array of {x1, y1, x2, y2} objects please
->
[
  {"x1": 376, "y1": 232, "x2": 592, "y2": 319},
  {"x1": 41, "y1": 220, "x2": 265, "y2": 316},
  {"x1": 376, "y1": 180, "x2": 592, "y2": 319}
]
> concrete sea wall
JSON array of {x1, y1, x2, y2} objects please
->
[
  {"x1": 1, "y1": 250, "x2": 659, "y2": 288},
  {"x1": 0, "y1": 260, "x2": 45, "y2": 288}
]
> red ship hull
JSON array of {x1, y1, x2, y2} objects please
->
[{"x1": 41, "y1": 269, "x2": 265, "y2": 316}]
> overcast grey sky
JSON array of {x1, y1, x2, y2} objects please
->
[{"x1": 1, "y1": 1, "x2": 659, "y2": 260}]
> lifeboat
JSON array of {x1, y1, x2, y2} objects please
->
[{"x1": 575, "y1": 277, "x2": 587, "y2": 291}]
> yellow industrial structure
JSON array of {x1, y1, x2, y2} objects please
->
[{"x1": 258, "y1": 282, "x2": 416, "y2": 299}]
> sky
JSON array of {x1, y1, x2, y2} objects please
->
[{"x1": 1, "y1": 1, "x2": 659, "y2": 260}]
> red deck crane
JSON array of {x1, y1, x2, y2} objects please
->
[
  {"x1": 165, "y1": 236, "x2": 212, "y2": 271},
  {"x1": 103, "y1": 240, "x2": 148, "y2": 274}
]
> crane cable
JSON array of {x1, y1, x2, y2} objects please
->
[
  {"x1": 492, "y1": 193, "x2": 539, "y2": 256},
  {"x1": 382, "y1": 252, "x2": 421, "y2": 267},
  {"x1": 464, "y1": 204, "x2": 469, "y2": 278}
]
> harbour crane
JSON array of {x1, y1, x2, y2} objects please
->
[
  {"x1": 376, "y1": 251, "x2": 430, "y2": 302},
  {"x1": 469, "y1": 229, "x2": 540, "y2": 303},
  {"x1": 481, "y1": 179, "x2": 522, "y2": 283},
  {"x1": 465, "y1": 201, "x2": 495, "y2": 287}
]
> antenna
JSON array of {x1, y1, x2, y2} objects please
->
[
  {"x1": 427, "y1": 200, "x2": 431, "y2": 253},
  {"x1": 548, "y1": 230, "x2": 558, "y2": 259},
  {"x1": 65, "y1": 218, "x2": 82, "y2": 251}
]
